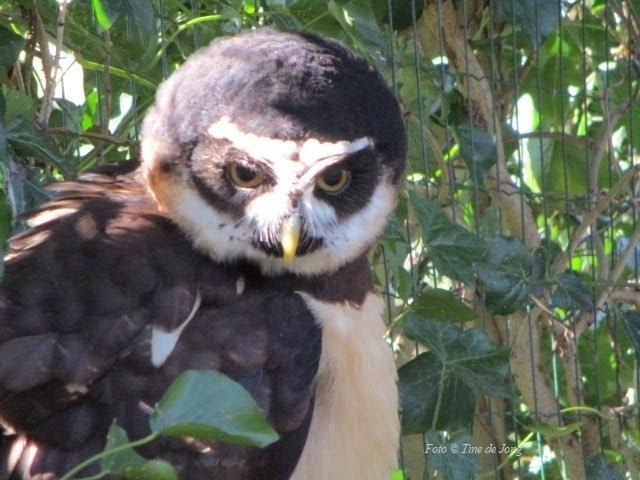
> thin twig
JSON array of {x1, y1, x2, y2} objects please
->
[
  {"x1": 37, "y1": 0, "x2": 68, "y2": 127},
  {"x1": 13, "y1": 60, "x2": 26, "y2": 93},
  {"x1": 47, "y1": 128, "x2": 137, "y2": 146}
]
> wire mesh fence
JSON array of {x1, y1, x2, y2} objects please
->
[{"x1": 0, "y1": 0, "x2": 639, "y2": 479}]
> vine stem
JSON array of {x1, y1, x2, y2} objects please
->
[
  {"x1": 59, "y1": 432, "x2": 159, "y2": 480},
  {"x1": 431, "y1": 366, "x2": 448, "y2": 431}
]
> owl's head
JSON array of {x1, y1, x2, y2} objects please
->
[{"x1": 141, "y1": 29, "x2": 406, "y2": 276}]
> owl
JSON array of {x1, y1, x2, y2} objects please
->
[{"x1": 0, "y1": 29, "x2": 406, "y2": 480}]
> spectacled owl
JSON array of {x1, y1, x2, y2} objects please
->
[{"x1": 0, "y1": 29, "x2": 406, "y2": 480}]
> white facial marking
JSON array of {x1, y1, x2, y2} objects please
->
[
  {"x1": 207, "y1": 117, "x2": 372, "y2": 168},
  {"x1": 169, "y1": 178, "x2": 394, "y2": 276},
  {"x1": 146, "y1": 118, "x2": 395, "y2": 276},
  {"x1": 151, "y1": 291, "x2": 202, "y2": 367},
  {"x1": 298, "y1": 135, "x2": 373, "y2": 167}
]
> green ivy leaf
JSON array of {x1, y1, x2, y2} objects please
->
[
  {"x1": 409, "y1": 191, "x2": 487, "y2": 285},
  {"x1": 474, "y1": 236, "x2": 545, "y2": 315},
  {"x1": 425, "y1": 430, "x2": 480, "y2": 480},
  {"x1": 403, "y1": 314, "x2": 511, "y2": 397},
  {"x1": 551, "y1": 270, "x2": 594, "y2": 311},
  {"x1": 0, "y1": 26, "x2": 25, "y2": 69},
  {"x1": 454, "y1": 123, "x2": 497, "y2": 181},
  {"x1": 410, "y1": 289, "x2": 477, "y2": 323},
  {"x1": 398, "y1": 352, "x2": 475, "y2": 434},
  {"x1": 100, "y1": 423, "x2": 177, "y2": 480},
  {"x1": 149, "y1": 370, "x2": 279, "y2": 448}
]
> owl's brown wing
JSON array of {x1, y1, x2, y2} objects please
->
[{"x1": 0, "y1": 172, "x2": 321, "y2": 480}]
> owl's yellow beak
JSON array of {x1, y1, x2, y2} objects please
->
[{"x1": 281, "y1": 216, "x2": 300, "y2": 263}]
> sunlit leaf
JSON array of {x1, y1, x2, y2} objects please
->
[{"x1": 92, "y1": 0, "x2": 117, "y2": 30}]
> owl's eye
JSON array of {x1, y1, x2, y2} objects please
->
[
  {"x1": 316, "y1": 169, "x2": 351, "y2": 194},
  {"x1": 227, "y1": 164, "x2": 265, "y2": 188}
]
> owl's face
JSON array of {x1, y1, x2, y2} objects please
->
[{"x1": 141, "y1": 30, "x2": 406, "y2": 275}]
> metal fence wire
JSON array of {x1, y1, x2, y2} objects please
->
[{"x1": 1, "y1": 0, "x2": 640, "y2": 479}]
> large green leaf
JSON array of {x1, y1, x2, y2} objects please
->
[
  {"x1": 410, "y1": 289, "x2": 477, "y2": 323},
  {"x1": 149, "y1": 370, "x2": 279, "y2": 448},
  {"x1": 403, "y1": 314, "x2": 511, "y2": 397},
  {"x1": 100, "y1": 423, "x2": 177, "y2": 480},
  {"x1": 409, "y1": 191, "x2": 487, "y2": 285},
  {"x1": 398, "y1": 352, "x2": 475, "y2": 434},
  {"x1": 474, "y1": 236, "x2": 545, "y2": 315},
  {"x1": 425, "y1": 430, "x2": 480, "y2": 480}
]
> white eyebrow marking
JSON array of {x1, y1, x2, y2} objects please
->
[
  {"x1": 298, "y1": 136, "x2": 373, "y2": 166},
  {"x1": 151, "y1": 291, "x2": 202, "y2": 367},
  {"x1": 206, "y1": 117, "x2": 373, "y2": 169}
]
